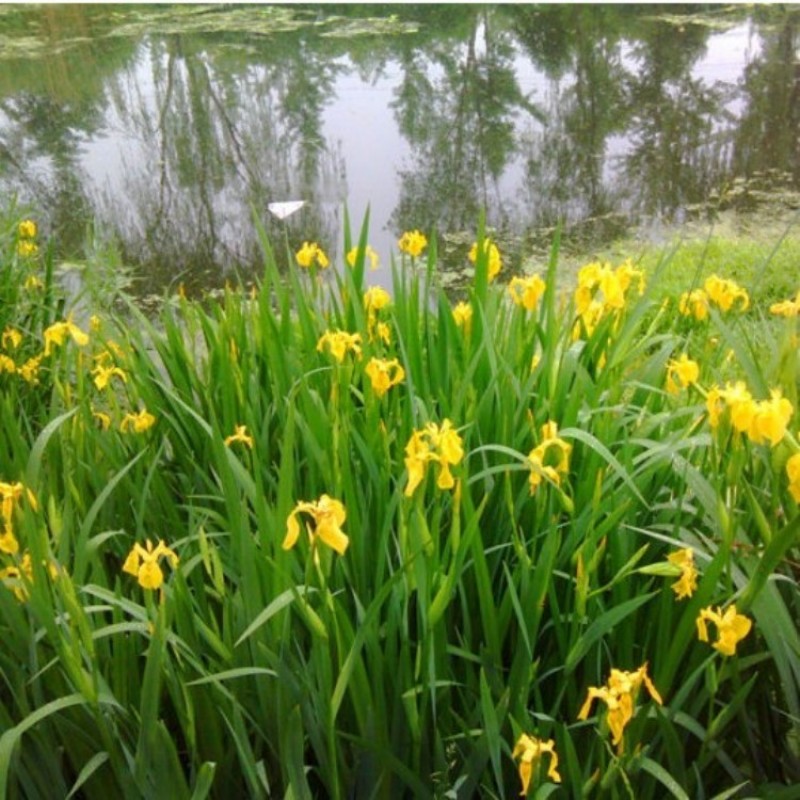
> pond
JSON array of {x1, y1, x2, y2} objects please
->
[{"x1": 1, "y1": 3, "x2": 799, "y2": 296}]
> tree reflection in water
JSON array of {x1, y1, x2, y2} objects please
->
[{"x1": 0, "y1": 4, "x2": 797, "y2": 292}]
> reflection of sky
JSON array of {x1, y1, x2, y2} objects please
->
[
  {"x1": 321, "y1": 56, "x2": 410, "y2": 284},
  {"x1": 2, "y1": 13, "x2": 777, "y2": 287}
]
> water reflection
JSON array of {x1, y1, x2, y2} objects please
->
[{"x1": 0, "y1": 4, "x2": 798, "y2": 294}]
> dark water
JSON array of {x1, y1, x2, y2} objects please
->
[{"x1": 1, "y1": 4, "x2": 798, "y2": 294}]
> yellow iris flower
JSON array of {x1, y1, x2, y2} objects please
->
[
  {"x1": 224, "y1": 425, "x2": 254, "y2": 449},
  {"x1": 43, "y1": 318, "x2": 89, "y2": 356},
  {"x1": 578, "y1": 663, "x2": 663, "y2": 748},
  {"x1": 346, "y1": 245, "x2": 379, "y2": 270},
  {"x1": 512, "y1": 734, "x2": 561, "y2": 794},
  {"x1": 92, "y1": 363, "x2": 128, "y2": 391},
  {"x1": 398, "y1": 230, "x2": 427, "y2": 258},
  {"x1": 365, "y1": 357, "x2": 405, "y2": 398},
  {"x1": 283, "y1": 495, "x2": 349, "y2": 555},
  {"x1": 667, "y1": 548, "x2": 698, "y2": 599},
  {"x1": 697, "y1": 604, "x2": 752, "y2": 656},
  {"x1": 704, "y1": 274, "x2": 749, "y2": 312},
  {"x1": 468, "y1": 239, "x2": 502, "y2": 282},
  {"x1": 295, "y1": 241, "x2": 330, "y2": 269},
  {"x1": 404, "y1": 420, "x2": 464, "y2": 498},
  {"x1": 120, "y1": 409, "x2": 157, "y2": 433},
  {"x1": 786, "y1": 453, "x2": 800, "y2": 502},
  {"x1": 123, "y1": 539, "x2": 179, "y2": 590},
  {"x1": 508, "y1": 274, "x2": 546, "y2": 311},
  {"x1": 528, "y1": 421, "x2": 571, "y2": 494},
  {"x1": 666, "y1": 353, "x2": 699, "y2": 394},
  {"x1": 317, "y1": 330, "x2": 363, "y2": 363}
]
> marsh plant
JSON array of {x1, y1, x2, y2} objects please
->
[{"x1": 0, "y1": 206, "x2": 798, "y2": 799}]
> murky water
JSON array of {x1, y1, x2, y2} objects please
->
[{"x1": 1, "y1": 4, "x2": 798, "y2": 294}]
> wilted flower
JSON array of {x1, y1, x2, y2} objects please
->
[
  {"x1": 123, "y1": 539, "x2": 179, "y2": 590},
  {"x1": 697, "y1": 604, "x2": 752, "y2": 656},
  {"x1": 295, "y1": 241, "x2": 330, "y2": 270},
  {"x1": 512, "y1": 734, "x2": 561, "y2": 794},
  {"x1": 508, "y1": 274, "x2": 546, "y2": 311},
  {"x1": 398, "y1": 230, "x2": 427, "y2": 258},
  {"x1": 317, "y1": 330, "x2": 362, "y2": 363},
  {"x1": 468, "y1": 239, "x2": 502, "y2": 282},
  {"x1": 578, "y1": 663, "x2": 663, "y2": 747},
  {"x1": 365, "y1": 357, "x2": 405, "y2": 398},
  {"x1": 667, "y1": 548, "x2": 697, "y2": 599},
  {"x1": 224, "y1": 424, "x2": 254, "y2": 449},
  {"x1": 404, "y1": 419, "x2": 464, "y2": 497},
  {"x1": 283, "y1": 494, "x2": 349, "y2": 555}
]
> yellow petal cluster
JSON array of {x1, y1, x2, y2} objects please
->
[
  {"x1": 92, "y1": 363, "x2": 128, "y2": 391},
  {"x1": 578, "y1": 663, "x2": 663, "y2": 747},
  {"x1": 43, "y1": 318, "x2": 89, "y2": 356},
  {"x1": 528, "y1": 421, "x2": 571, "y2": 494},
  {"x1": 365, "y1": 357, "x2": 405, "y2": 398},
  {"x1": 704, "y1": 274, "x2": 749, "y2": 312},
  {"x1": 452, "y1": 301, "x2": 473, "y2": 333},
  {"x1": 2, "y1": 327, "x2": 22, "y2": 351},
  {"x1": 364, "y1": 287, "x2": 392, "y2": 344},
  {"x1": 0, "y1": 552, "x2": 60, "y2": 602},
  {"x1": 696, "y1": 604, "x2": 752, "y2": 656},
  {"x1": 295, "y1": 241, "x2": 330, "y2": 270},
  {"x1": 0, "y1": 481, "x2": 37, "y2": 556},
  {"x1": 770, "y1": 290, "x2": 800, "y2": 317},
  {"x1": 404, "y1": 419, "x2": 464, "y2": 498},
  {"x1": 468, "y1": 239, "x2": 502, "y2": 282},
  {"x1": 17, "y1": 220, "x2": 38, "y2": 257},
  {"x1": 575, "y1": 259, "x2": 644, "y2": 316},
  {"x1": 667, "y1": 548, "x2": 697, "y2": 599},
  {"x1": 120, "y1": 409, "x2": 157, "y2": 433},
  {"x1": 123, "y1": 539, "x2": 179, "y2": 590},
  {"x1": 224, "y1": 424, "x2": 254, "y2": 449},
  {"x1": 398, "y1": 230, "x2": 427, "y2": 258},
  {"x1": 317, "y1": 330, "x2": 363, "y2": 363},
  {"x1": 508, "y1": 274, "x2": 546, "y2": 311},
  {"x1": 786, "y1": 453, "x2": 800, "y2": 502},
  {"x1": 283, "y1": 495, "x2": 349, "y2": 555},
  {"x1": 512, "y1": 734, "x2": 561, "y2": 794},
  {"x1": 666, "y1": 353, "x2": 699, "y2": 394},
  {"x1": 705, "y1": 383, "x2": 792, "y2": 446},
  {"x1": 678, "y1": 288, "x2": 710, "y2": 321},
  {"x1": 346, "y1": 244, "x2": 379, "y2": 270}
]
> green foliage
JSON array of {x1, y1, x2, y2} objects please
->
[{"x1": 0, "y1": 206, "x2": 798, "y2": 799}]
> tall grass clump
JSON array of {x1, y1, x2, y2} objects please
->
[{"x1": 0, "y1": 204, "x2": 798, "y2": 799}]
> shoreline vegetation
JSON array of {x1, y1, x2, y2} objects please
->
[{"x1": 0, "y1": 207, "x2": 799, "y2": 798}]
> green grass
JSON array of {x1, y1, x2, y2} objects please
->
[{"x1": 0, "y1": 206, "x2": 798, "y2": 799}]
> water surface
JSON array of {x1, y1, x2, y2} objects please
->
[{"x1": 1, "y1": 4, "x2": 798, "y2": 293}]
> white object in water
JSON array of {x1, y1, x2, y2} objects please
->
[{"x1": 267, "y1": 200, "x2": 306, "y2": 220}]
